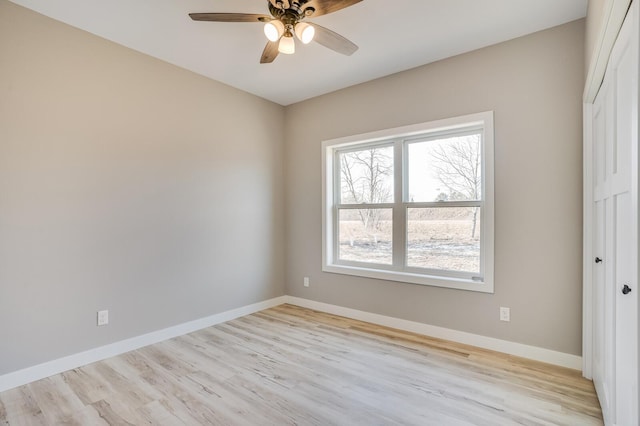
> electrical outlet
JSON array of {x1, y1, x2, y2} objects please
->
[
  {"x1": 97, "y1": 310, "x2": 109, "y2": 326},
  {"x1": 303, "y1": 277, "x2": 310, "y2": 287},
  {"x1": 500, "y1": 307, "x2": 510, "y2": 322}
]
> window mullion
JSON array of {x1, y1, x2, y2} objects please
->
[
  {"x1": 333, "y1": 149, "x2": 341, "y2": 265},
  {"x1": 405, "y1": 200, "x2": 482, "y2": 209},
  {"x1": 337, "y1": 203, "x2": 395, "y2": 209},
  {"x1": 392, "y1": 139, "x2": 405, "y2": 270}
]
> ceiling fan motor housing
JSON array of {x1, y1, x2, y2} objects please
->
[{"x1": 269, "y1": 1, "x2": 315, "y2": 23}]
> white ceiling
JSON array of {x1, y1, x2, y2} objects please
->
[{"x1": 10, "y1": 0, "x2": 587, "y2": 105}]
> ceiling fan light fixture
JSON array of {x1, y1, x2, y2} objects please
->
[
  {"x1": 294, "y1": 22, "x2": 315, "y2": 44},
  {"x1": 264, "y1": 19, "x2": 284, "y2": 42},
  {"x1": 189, "y1": 0, "x2": 361, "y2": 64},
  {"x1": 278, "y1": 33, "x2": 295, "y2": 54}
]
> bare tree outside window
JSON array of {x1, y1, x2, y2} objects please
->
[
  {"x1": 340, "y1": 147, "x2": 393, "y2": 231},
  {"x1": 430, "y1": 135, "x2": 482, "y2": 238},
  {"x1": 338, "y1": 146, "x2": 393, "y2": 264},
  {"x1": 405, "y1": 134, "x2": 482, "y2": 273}
]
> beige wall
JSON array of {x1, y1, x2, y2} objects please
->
[
  {"x1": 284, "y1": 20, "x2": 585, "y2": 355},
  {"x1": 0, "y1": 1, "x2": 285, "y2": 375}
]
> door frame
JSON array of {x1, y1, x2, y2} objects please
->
[
  {"x1": 583, "y1": 103, "x2": 594, "y2": 379},
  {"x1": 582, "y1": 0, "x2": 633, "y2": 380}
]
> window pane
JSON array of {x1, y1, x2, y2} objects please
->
[
  {"x1": 407, "y1": 207, "x2": 480, "y2": 273},
  {"x1": 339, "y1": 146, "x2": 394, "y2": 204},
  {"x1": 407, "y1": 134, "x2": 481, "y2": 202},
  {"x1": 339, "y1": 208, "x2": 392, "y2": 265}
]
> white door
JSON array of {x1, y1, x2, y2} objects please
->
[
  {"x1": 591, "y1": 1, "x2": 639, "y2": 424},
  {"x1": 592, "y1": 90, "x2": 615, "y2": 418}
]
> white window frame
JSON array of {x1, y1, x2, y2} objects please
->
[{"x1": 322, "y1": 111, "x2": 495, "y2": 293}]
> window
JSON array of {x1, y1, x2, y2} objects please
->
[{"x1": 322, "y1": 112, "x2": 494, "y2": 292}]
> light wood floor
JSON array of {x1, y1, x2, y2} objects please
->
[{"x1": 0, "y1": 304, "x2": 602, "y2": 425}]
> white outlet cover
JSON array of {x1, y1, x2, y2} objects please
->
[
  {"x1": 499, "y1": 307, "x2": 510, "y2": 322},
  {"x1": 97, "y1": 310, "x2": 109, "y2": 326}
]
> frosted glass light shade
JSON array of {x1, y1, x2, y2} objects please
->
[
  {"x1": 264, "y1": 20, "x2": 284, "y2": 42},
  {"x1": 278, "y1": 35, "x2": 295, "y2": 54},
  {"x1": 295, "y1": 22, "x2": 315, "y2": 44}
]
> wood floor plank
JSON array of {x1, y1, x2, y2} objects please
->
[
  {"x1": 0, "y1": 304, "x2": 602, "y2": 425},
  {"x1": 0, "y1": 387, "x2": 46, "y2": 426},
  {"x1": 27, "y1": 375, "x2": 85, "y2": 425},
  {"x1": 59, "y1": 404, "x2": 109, "y2": 426},
  {"x1": 60, "y1": 367, "x2": 112, "y2": 406},
  {"x1": 136, "y1": 399, "x2": 187, "y2": 426},
  {"x1": 0, "y1": 393, "x2": 7, "y2": 425},
  {"x1": 89, "y1": 399, "x2": 143, "y2": 425}
]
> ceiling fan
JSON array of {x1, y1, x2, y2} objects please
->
[{"x1": 189, "y1": 0, "x2": 362, "y2": 63}]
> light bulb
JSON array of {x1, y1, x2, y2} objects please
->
[
  {"x1": 278, "y1": 34, "x2": 295, "y2": 54},
  {"x1": 264, "y1": 20, "x2": 284, "y2": 42},
  {"x1": 295, "y1": 22, "x2": 315, "y2": 44}
]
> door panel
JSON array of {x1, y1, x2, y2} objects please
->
[{"x1": 615, "y1": 191, "x2": 635, "y2": 422}]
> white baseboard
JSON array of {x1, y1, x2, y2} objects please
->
[
  {"x1": 283, "y1": 296, "x2": 583, "y2": 370},
  {"x1": 0, "y1": 296, "x2": 287, "y2": 393},
  {"x1": 0, "y1": 294, "x2": 583, "y2": 393}
]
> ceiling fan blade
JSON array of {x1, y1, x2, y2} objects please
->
[
  {"x1": 313, "y1": 24, "x2": 358, "y2": 56},
  {"x1": 260, "y1": 41, "x2": 280, "y2": 63},
  {"x1": 304, "y1": 0, "x2": 362, "y2": 17},
  {"x1": 189, "y1": 13, "x2": 270, "y2": 23}
]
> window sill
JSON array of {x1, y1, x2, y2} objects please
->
[{"x1": 322, "y1": 263, "x2": 494, "y2": 293}]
